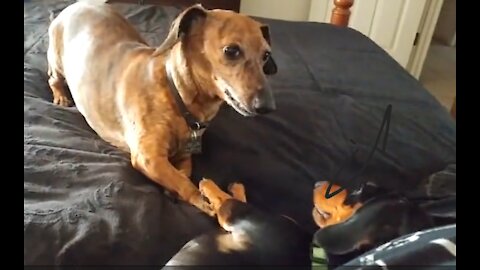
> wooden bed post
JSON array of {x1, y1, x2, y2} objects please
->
[{"x1": 330, "y1": 0, "x2": 354, "y2": 27}]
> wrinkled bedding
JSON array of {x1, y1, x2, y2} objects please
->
[{"x1": 24, "y1": 0, "x2": 456, "y2": 266}]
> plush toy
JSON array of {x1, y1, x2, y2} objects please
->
[{"x1": 312, "y1": 181, "x2": 362, "y2": 228}]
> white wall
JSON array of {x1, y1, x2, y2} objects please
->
[{"x1": 240, "y1": 0, "x2": 312, "y2": 21}]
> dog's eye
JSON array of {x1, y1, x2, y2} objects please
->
[
  {"x1": 262, "y1": 51, "x2": 271, "y2": 62},
  {"x1": 223, "y1": 44, "x2": 242, "y2": 60}
]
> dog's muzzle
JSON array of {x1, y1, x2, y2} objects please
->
[{"x1": 252, "y1": 86, "x2": 276, "y2": 114}]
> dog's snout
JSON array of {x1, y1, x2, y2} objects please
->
[{"x1": 252, "y1": 87, "x2": 276, "y2": 114}]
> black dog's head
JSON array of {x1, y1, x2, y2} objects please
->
[{"x1": 313, "y1": 190, "x2": 434, "y2": 256}]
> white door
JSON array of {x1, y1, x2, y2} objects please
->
[{"x1": 309, "y1": 0, "x2": 427, "y2": 69}]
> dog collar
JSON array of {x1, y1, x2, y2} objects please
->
[{"x1": 165, "y1": 67, "x2": 209, "y2": 131}]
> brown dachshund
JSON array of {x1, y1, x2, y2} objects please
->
[{"x1": 46, "y1": 2, "x2": 277, "y2": 216}]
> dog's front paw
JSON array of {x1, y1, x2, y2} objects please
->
[
  {"x1": 53, "y1": 95, "x2": 72, "y2": 107},
  {"x1": 190, "y1": 192, "x2": 215, "y2": 217},
  {"x1": 228, "y1": 182, "x2": 247, "y2": 203},
  {"x1": 199, "y1": 179, "x2": 231, "y2": 213}
]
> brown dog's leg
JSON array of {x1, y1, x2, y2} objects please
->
[
  {"x1": 47, "y1": 67, "x2": 72, "y2": 107},
  {"x1": 199, "y1": 179, "x2": 251, "y2": 232},
  {"x1": 150, "y1": 161, "x2": 212, "y2": 215},
  {"x1": 199, "y1": 179, "x2": 232, "y2": 213},
  {"x1": 47, "y1": 19, "x2": 72, "y2": 107},
  {"x1": 173, "y1": 155, "x2": 192, "y2": 178},
  {"x1": 132, "y1": 142, "x2": 214, "y2": 215},
  {"x1": 228, "y1": 182, "x2": 247, "y2": 203}
]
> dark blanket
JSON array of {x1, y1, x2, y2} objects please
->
[{"x1": 24, "y1": 0, "x2": 456, "y2": 266}]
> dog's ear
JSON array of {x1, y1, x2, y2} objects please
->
[
  {"x1": 260, "y1": 25, "x2": 278, "y2": 75},
  {"x1": 154, "y1": 4, "x2": 207, "y2": 56},
  {"x1": 260, "y1": 25, "x2": 272, "y2": 45},
  {"x1": 313, "y1": 221, "x2": 370, "y2": 255}
]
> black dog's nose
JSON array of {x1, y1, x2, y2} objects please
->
[{"x1": 252, "y1": 87, "x2": 276, "y2": 114}]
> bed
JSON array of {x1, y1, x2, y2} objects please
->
[{"x1": 24, "y1": 0, "x2": 456, "y2": 267}]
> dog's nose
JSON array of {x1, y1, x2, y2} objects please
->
[{"x1": 252, "y1": 87, "x2": 276, "y2": 114}]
